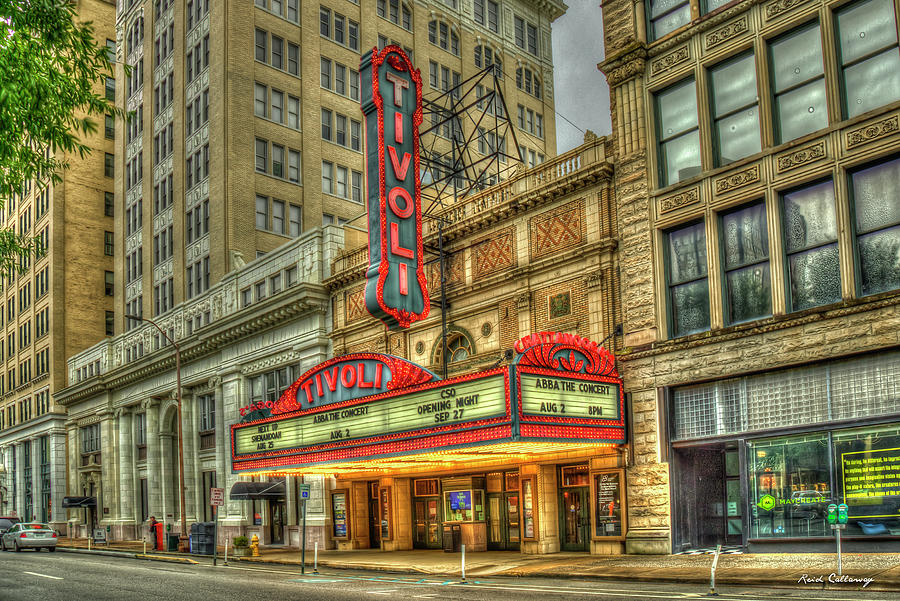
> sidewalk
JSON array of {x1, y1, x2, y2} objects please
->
[{"x1": 56, "y1": 538, "x2": 900, "y2": 592}]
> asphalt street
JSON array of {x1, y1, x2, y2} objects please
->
[{"x1": 0, "y1": 550, "x2": 893, "y2": 601}]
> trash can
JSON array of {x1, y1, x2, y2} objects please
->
[
  {"x1": 189, "y1": 522, "x2": 216, "y2": 555},
  {"x1": 441, "y1": 524, "x2": 460, "y2": 553},
  {"x1": 167, "y1": 533, "x2": 179, "y2": 552}
]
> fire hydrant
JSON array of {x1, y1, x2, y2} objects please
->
[{"x1": 250, "y1": 533, "x2": 260, "y2": 557}]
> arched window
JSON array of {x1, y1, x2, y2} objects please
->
[
  {"x1": 376, "y1": 0, "x2": 412, "y2": 31},
  {"x1": 516, "y1": 67, "x2": 541, "y2": 100},
  {"x1": 128, "y1": 17, "x2": 144, "y2": 55},
  {"x1": 474, "y1": 45, "x2": 502, "y2": 77},
  {"x1": 429, "y1": 20, "x2": 459, "y2": 56},
  {"x1": 432, "y1": 331, "x2": 475, "y2": 366}
]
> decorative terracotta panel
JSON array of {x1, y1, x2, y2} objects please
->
[
  {"x1": 530, "y1": 200, "x2": 586, "y2": 259},
  {"x1": 472, "y1": 227, "x2": 516, "y2": 279}
]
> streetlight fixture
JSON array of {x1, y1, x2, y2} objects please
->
[{"x1": 125, "y1": 314, "x2": 188, "y2": 553}]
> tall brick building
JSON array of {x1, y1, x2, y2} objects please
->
[
  {"x1": 0, "y1": 0, "x2": 118, "y2": 529},
  {"x1": 600, "y1": 0, "x2": 900, "y2": 552},
  {"x1": 113, "y1": 0, "x2": 562, "y2": 338}
]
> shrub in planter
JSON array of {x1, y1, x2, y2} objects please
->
[{"x1": 232, "y1": 536, "x2": 250, "y2": 557}]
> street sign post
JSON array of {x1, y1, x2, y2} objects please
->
[
  {"x1": 211, "y1": 487, "x2": 224, "y2": 566},
  {"x1": 299, "y1": 483, "x2": 311, "y2": 574}
]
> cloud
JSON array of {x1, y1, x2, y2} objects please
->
[{"x1": 551, "y1": 2, "x2": 611, "y2": 153}]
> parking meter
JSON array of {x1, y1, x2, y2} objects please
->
[
  {"x1": 838, "y1": 503, "x2": 849, "y2": 524},
  {"x1": 827, "y1": 504, "x2": 837, "y2": 524}
]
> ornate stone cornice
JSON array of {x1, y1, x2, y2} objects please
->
[
  {"x1": 240, "y1": 350, "x2": 301, "y2": 376},
  {"x1": 775, "y1": 141, "x2": 826, "y2": 174},
  {"x1": 56, "y1": 287, "x2": 329, "y2": 405},
  {"x1": 620, "y1": 291, "x2": 900, "y2": 363},
  {"x1": 599, "y1": 44, "x2": 648, "y2": 87}
]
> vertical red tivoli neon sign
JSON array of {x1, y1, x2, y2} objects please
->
[{"x1": 360, "y1": 46, "x2": 429, "y2": 330}]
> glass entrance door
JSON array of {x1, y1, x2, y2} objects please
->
[
  {"x1": 559, "y1": 487, "x2": 589, "y2": 551},
  {"x1": 487, "y1": 492, "x2": 521, "y2": 550},
  {"x1": 367, "y1": 481, "x2": 380, "y2": 548},
  {"x1": 269, "y1": 501, "x2": 285, "y2": 544},
  {"x1": 414, "y1": 497, "x2": 442, "y2": 548}
]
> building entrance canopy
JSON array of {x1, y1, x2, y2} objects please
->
[
  {"x1": 62, "y1": 496, "x2": 97, "y2": 508},
  {"x1": 229, "y1": 480, "x2": 286, "y2": 501},
  {"x1": 231, "y1": 332, "x2": 626, "y2": 475}
]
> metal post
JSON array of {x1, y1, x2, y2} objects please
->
[
  {"x1": 314, "y1": 541, "x2": 319, "y2": 574},
  {"x1": 438, "y1": 218, "x2": 448, "y2": 379},
  {"x1": 836, "y1": 527, "x2": 842, "y2": 576},
  {"x1": 143, "y1": 539, "x2": 146, "y2": 554},
  {"x1": 174, "y1": 345, "x2": 188, "y2": 552},
  {"x1": 301, "y1": 498, "x2": 308, "y2": 574},
  {"x1": 461, "y1": 544, "x2": 466, "y2": 583},
  {"x1": 213, "y1": 505, "x2": 218, "y2": 566},
  {"x1": 709, "y1": 544, "x2": 721, "y2": 596},
  {"x1": 88, "y1": 536, "x2": 91, "y2": 551},
  {"x1": 224, "y1": 537, "x2": 228, "y2": 566}
]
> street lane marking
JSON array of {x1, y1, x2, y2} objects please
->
[
  {"x1": 23, "y1": 571, "x2": 62, "y2": 580},
  {"x1": 367, "y1": 590, "x2": 398, "y2": 595}
]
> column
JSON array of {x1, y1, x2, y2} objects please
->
[
  {"x1": 118, "y1": 409, "x2": 135, "y2": 522},
  {"x1": 65, "y1": 424, "x2": 78, "y2": 532},
  {"x1": 219, "y1": 370, "x2": 245, "y2": 524},
  {"x1": 180, "y1": 390, "x2": 198, "y2": 523},
  {"x1": 101, "y1": 412, "x2": 119, "y2": 525},
  {"x1": 145, "y1": 399, "x2": 163, "y2": 517},
  {"x1": 30, "y1": 436, "x2": 40, "y2": 522},
  {"x1": 49, "y1": 427, "x2": 67, "y2": 527}
]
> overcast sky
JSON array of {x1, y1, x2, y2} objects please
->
[{"x1": 551, "y1": 2, "x2": 611, "y2": 153}]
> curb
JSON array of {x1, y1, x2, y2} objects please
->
[{"x1": 58, "y1": 546, "x2": 198, "y2": 565}]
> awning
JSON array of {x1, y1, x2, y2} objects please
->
[
  {"x1": 62, "y1": 496, "x2": 97, "y2": 508},
  {"x1": 229, "y1": 481, "x2": 286, "y2": 501}
]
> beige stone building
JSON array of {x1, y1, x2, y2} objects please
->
[
  {"x1": 600, "y1": 0, "x2": 900, "y2": 552},
  {"x1": 318, "y1": 136, "x2": 625, "y2": 553},
  {"x1": 0, "y1": 0, "x2": 117, "y2": 529}
]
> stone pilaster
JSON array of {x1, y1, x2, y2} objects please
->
[
  {"x1": 219, "y1": 370, "x2": 244, "y2": 523},
  {"x1": 145, "y1": 399, "x2": 163, "y2": 518},
  {"x1": 180, "y1": 390, "x2": 198, "y2": 522},
  {"x1": 118, "y1": 409, "x2": 134, "y2": 521}
]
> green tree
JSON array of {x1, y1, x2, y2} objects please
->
[{"x1": 0, "y1": 0, "x2": 121, "y2": 276}]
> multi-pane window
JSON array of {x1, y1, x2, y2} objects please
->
[
  {"x1": 255, "y1": 138, "x2": 268, "y2": 172},
  {"x1": 321, "y1": 109, "x2": 361, "y2": 151},
  {"x1": 154, "y1": 277, "x2": 174, "y2": 315},
  {"x1": 721, "y1": 202, "x2": 771, "y2": 324},
  {"x1": 154, "y1": 173, "x2": 173, "y2": 214},
  {"x1": 106, "y1": 310, "x2": 114, "y2": 336},
  {"x1": 709, "y1": 53, "x2": 760, "y2": 166},
  {"x1": 321, "y1": 57, "x2": 360, "y2": 101},
  {"x1": 769, "y1": 23, "x2": 827, "y2": 144},
  {"x1": 185, "y1": 88, "x2": 209, "y2": 136},
  {"x1": 782, "y1": 180, "x2": 841, "y2": 311},
  {"x1": 513, "y1": 16, "x2": 538, "y2": 55},
  {"x1": 321, "y1": 161, "x2": 362, "y2": 202},
  {"x1": 255, "y1": 28, "x2": 300, "y2": 76},
  {"x1": 105, "y1": 192, "x2": 114, "y2": 217},
  {"x1": 428, "y1": 20, "x2": 459, "y2": 56},
  {"x1": 849, "y1": 156, "x2": 900, "y2": 296},
  {"x1": 248, "y1": 365, "x2": 300, "y2": 405},
  {"x1": 105, "y1": 270, "x2": 114, "y2": 296},
  {"x1": 655, "y1": 78, "x2": 700, "y2": 186},
  {"x1": 186, "y1": 200, "x2": 210, "y2": 244},
  {"x1": 256, "y1": 195, "x2": 300, "y2": 235},
  {"x1": 104, "y1": 153, "x2": 114, "y2": 178},
  {"x1": 320, "y1": 6, "x2": 359, "y2": 51},
  {"x1": 377, "y1": 0, "x2": 411, "y2": 31},
  {"x1": 474, "y1": 0, "x2": 499, "y2": 33},
  {"x1": 837, "y1": 0, "x2": 900, "y2": 118},
  {"x1": 104, "y1": 231, "x2": 114, "y2": 256},
  {"x1": 515, "y1": 67, "x2": 539, "y2": 98},
  {"x1": 199, "y1": 394, "x2": 215, "y2": 432},
  {"x1": 153, "y1": 225, "x2": 174, "y2": 265},
  {"x1": 666, "y1": 221, "x2": 709, "y2": 337},
  {"x1": 81, "y1": 423, "x2": 100, "y2": 453},
  {"x1": 35, "y1": 307, "x2": 49, "y2": 339},
  {"x1": 648, "y1": 0, "x2": 690, "y2": 41},
  {"x1": 186, "y1": 256, "x2": 210, "y2": 298},
  {"x1": 126, "y1": 247, "x2": 143, "y2": 283}
]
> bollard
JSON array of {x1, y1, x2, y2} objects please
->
[
  {"x1": 314, "y1": 542, "x2": 319, "y2": 574},
  {"x1": 224, "y1": 538, "x2": 229, "y2": 566},
  {"x1": 143, "y1": 540, "x2": 147, "y2": 554},
  {"x1": 88, "y1": 536, "x2": 92, "y2": 551},
  {"x1": 708, "y1": 544, "x2": 721, "y2": 596},
  {"x1": 461, "y1": 544, "x2": 467, "y2": 584}
]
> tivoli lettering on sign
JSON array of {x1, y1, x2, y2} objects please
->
[{"x1": 360, "y1": 46, "x2": 428, "y2": 330}]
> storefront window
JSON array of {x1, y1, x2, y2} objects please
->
[
  {"x1": 748, "y1": 434, "x2": 830, "y2": 538},
  {"x1": 834, "y1": 423, "x2": 900, "y2": 536},
  {"x1": 561, "y1": 464, "x2": 589, "y2": 487},
  {"x1": 443, "y1": 489, "x2": 484, "y2": 522}
]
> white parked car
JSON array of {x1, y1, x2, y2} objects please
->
[{"x1": 1, "y1": 522, "x2": 58, "y2": 552}]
